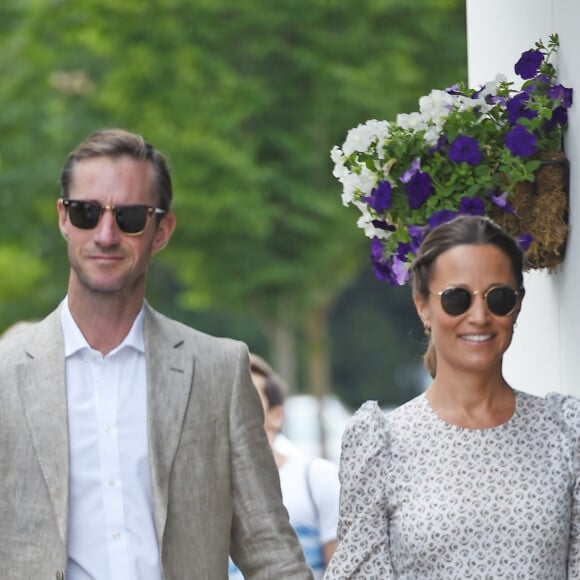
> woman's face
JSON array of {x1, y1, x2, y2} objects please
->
[{"x1": 414, "y1": 243, "x2": 521, "y2": 378}]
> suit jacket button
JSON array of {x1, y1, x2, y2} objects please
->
[{"x1": 56, "y1": 570, "x2": 65, "y2": 580}]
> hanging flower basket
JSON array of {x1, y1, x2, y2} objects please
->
[
  {"x1": 331, "y1": 34, "x2": 574, "y2": 285},
  {"x1": 491, "y1": 151, "x2": 569, "y2": 270}
]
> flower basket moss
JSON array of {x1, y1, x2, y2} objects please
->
[
  {"x1": 332, "y1": 35, "x2": 573, "y2": 285},
  {"x1": 491, "y1": 151, "x2": 569, "y2": 270}
]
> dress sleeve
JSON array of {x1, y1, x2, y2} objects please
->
[
  {"x1": 324, "y1": 401, "x2": 393, "y2": 579},
  {"x1": 547, "y1": 393, "x2": 580, "y2": 576}
]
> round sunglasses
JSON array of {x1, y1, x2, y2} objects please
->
[
  {"x1": 435, "y1": 285, "x2": 522, "y2": 317},
  {"x1": 62, "y1": 199, "x2": 166, "y2": 236}
]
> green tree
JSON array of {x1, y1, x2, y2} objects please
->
[{"x1": 0, "y1": 0, "x2": 466, "y2": 425}]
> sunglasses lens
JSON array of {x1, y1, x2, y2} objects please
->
[
  {"x1": 486, "y1": 286, "x2": 517, "y2": 316},
  {"x1": 65, "y1": 200, "x2": 153, "y2": 234},
  {"x1": 68, "y1": 201, "x2": 102, "y2": 229},
  {"x1": 115, "y1": 206, "x2": 149, "y2": 234},
  {"x1": 440, "y1": 288, "x2": 472, "y2": 316}
]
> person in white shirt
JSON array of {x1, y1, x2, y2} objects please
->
[
  {"x1": 229, "y1": 354, "x2": 340, "y2": 580},
  {"x1": 0, "y1": 128, "x2": 312, "y2": 580}
]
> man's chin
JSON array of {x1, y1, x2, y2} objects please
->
[{"x1": 77, "y1": 274, "x2": 127, "y2": 294}]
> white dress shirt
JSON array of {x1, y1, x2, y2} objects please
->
[{"x1": 61, "y1": 299, "x2": 162, "y2": 579}]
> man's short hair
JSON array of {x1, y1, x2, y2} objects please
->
[{"x1": 60, "y1": 128, "x2": 173, "y2": 211}]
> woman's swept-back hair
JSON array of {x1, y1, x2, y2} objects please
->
[
  {"x1": 60, "y1": 128, "x2": 173, "y2": 211},
  {"x1": 411, "y1": 215, "x2": 525, "y2": 378}
]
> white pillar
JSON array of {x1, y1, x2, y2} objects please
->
[{"x1": 467, "y1": 0, "x2": 580, "y2": 395}]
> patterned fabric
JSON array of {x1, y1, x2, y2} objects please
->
[{"x1": 325, "y1": 390, "x2": 580, "y2": 579}]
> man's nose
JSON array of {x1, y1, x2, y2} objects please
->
[{"x1": 93, "y1": 208, "x2": 121, "y2": 246}]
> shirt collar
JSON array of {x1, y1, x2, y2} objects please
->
[{"x1": 61, "y1": 297, "x2": 146, "y2": 358}]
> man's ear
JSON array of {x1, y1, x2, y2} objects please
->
[
  {"x1": 57, "y1": 199, "x2": 69, "y2": 240},
  {"x1": 152, "y1": 212, "x2": 176, "y2": 254}
]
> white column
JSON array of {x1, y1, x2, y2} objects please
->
[{"x1": 467, "y1": 0, "x2": 580, "y2": 396}]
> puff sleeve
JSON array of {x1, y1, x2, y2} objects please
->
[
  {"x1": 324, "y1": 401, "x2": 393, "y2": 579},
  {"x1": 547, "y1": 393, "x2": 580, "y2": 576}
]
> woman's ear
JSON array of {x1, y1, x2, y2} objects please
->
[{"x1": 413, "y1": 289, "x2": 431, "y2": 330}]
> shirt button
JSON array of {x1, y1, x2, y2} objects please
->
[
  {"x1": 112, "y1": 531, "x2": 121, "y2": 540},
  {"x1": 108, "y1": 479, "x2": 116, "y2": 487}
]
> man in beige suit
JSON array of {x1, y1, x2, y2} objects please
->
[{"x1": 0, "y1": 128, "x2": 313, "y2": 580}]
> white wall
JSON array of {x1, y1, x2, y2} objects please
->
[{"x1": 467, "y1": 0, "x2": 580, "y2": 395}]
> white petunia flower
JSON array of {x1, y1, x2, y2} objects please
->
[
  {"x1": 342, "y1": 119, "x2": 388, "y2": 156},
  {"x1": 419, "y1": 90, "x2": 455, "y2": 125},
  {"x1": 339, "y1": 165, "x2": 377, "y2": 206},
  {"x1": 396, "y1": 112, "x2": 425, "y2": 132},
  {"x1": 356, "y1": 211, "x2": 392, "y2": 239}
]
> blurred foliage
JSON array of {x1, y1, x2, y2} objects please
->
[
  {"x1": 0, "y1": 245, "x2": 49, "y2": 324},
  {"x1": 0, "y1": 0, "x2": 466, "y2": 406},
  {"x1": 330, "y1": 267, "x2": 428, "y2": 409}
]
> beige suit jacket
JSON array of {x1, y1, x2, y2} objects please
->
[{"x1": 0, "y1": 303, "x2": 313, "y2": 580}]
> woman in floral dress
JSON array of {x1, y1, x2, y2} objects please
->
[{"x1": 325, "y1": 215, "x2": 580, "y2": 579}]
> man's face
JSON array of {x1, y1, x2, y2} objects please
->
[{"x1": 57, "y1": 155, "x2": 175, "y2": 299}]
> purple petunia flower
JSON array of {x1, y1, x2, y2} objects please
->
[
  {"x1": 408, "y1": 224, "x2": 428, "y2": 253},
  {"x1": 548, "y1": 84, "x2": 574, "y2": 108},
  {"x1": 391, "y1": 256, "x2": 411, "y2": 285},
  {"x1": 517, "y1": 233, "x2": 533, "y2": 252},
  {"x1": 448, "y1": 135, "x2": 482, "y2": 165},
  {"x1": 459, "y1": 196, "x2": 486, "y2": 216},
  {"x1": 399, "y1": 158, "x2": 421, "y2": 184},
  {"x1": 370, "y1": 237, "x2": 384, "y2": 260},
  {"x1": 515, "y1": 49, "x2": 545, "y2": 80},
  {"x1": 428, "y1": 210, "x2": 457, "y2": 229},
  {"x1": 428, "y1": 135, "x2": 448, "y2": 155},
  {"x1": 362, "y1": 180, "x2": 393, "y2": 212},
  {"x1": 506, "y1": 93, "x2": 537, "y2": 125},
  {"x1": 504, "y1": 124, "x2": 537, "y2": 157},
  {"x1": 524, "y1": 74, "x2": 550, "y2": 94},
  {"x1": 371, "y1": 259, "x2": 397, "y2": 285},
  {"x1": 395, "y1": 242, "x2": 412, "y2": 262},
  {"x1": 405, "y1": 171, "x2": 433, "y2": 209},
  {"x1": 489, "y1": 94, "x2": 506, "y2": 106},
  {"x1": 370, "y1": 239, "x2": 399, "y2": 285},
  {"x1": 544, "y1": 106, "x2": 569, "y2": 132},
  {"x1": 370, "y1": 238, "x2": 394, "y2": 279},
  {"x1": 369, "y1": 238, "x2": 411, "y2": 285},
  {"x1": 371, "y1": 219, "x2": 396, "y2": 232},
  {"x1": 490, "y1": 191, "x2": 515, "y2": 214}
]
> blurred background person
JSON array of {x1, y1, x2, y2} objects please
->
[
  {"x1": 326, "y1": 215, "x2": 580, "y2": 578},
  {"x1": 230, "y1": 354, "x2": 340, "y2": 580}
]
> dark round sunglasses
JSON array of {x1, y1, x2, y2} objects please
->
[
  {"x1": 62, "y1": 199, "x2": 166, "y2": 236},
  {"x1": 436, "y1": 285, "x2": 522, "y2": 317}
]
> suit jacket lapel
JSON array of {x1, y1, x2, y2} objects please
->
[
  {"x1": 144, "y1": 305, "x2": 195, "y2": 548},
  {"x1": 17, "y1": 309, "x2": 69, "y2": 544}
]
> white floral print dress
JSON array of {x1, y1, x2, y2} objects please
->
[{"x1": 324, "y1": 390, "x2": 580, "y2": 579}]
